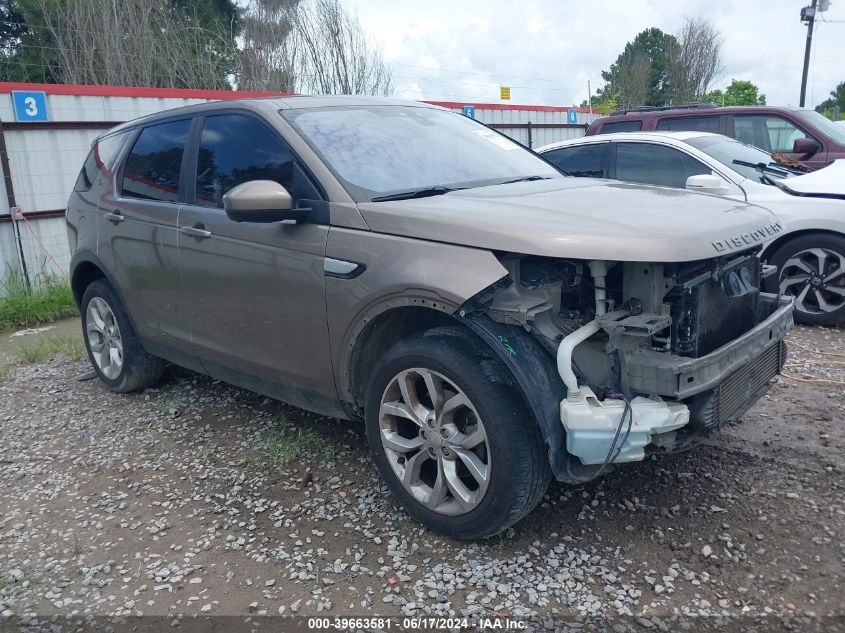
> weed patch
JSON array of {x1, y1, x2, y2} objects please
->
[
  {"x1": 15, "y1": 335, "x2": 86, "y2": 364},
  {"x1": 0, "y1": 269, "x2": 77, "y2": 331}
]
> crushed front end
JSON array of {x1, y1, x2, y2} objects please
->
[{"x1": 462, "y1": 250, "x2": 793, "y2": 482}]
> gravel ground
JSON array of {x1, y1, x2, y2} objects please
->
[{"x1": 0, "y1": 323, "x2": 843, "y2": 632}]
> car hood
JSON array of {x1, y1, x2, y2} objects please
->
[
  {"x1": 780, "y1": 159, "x2": 845, "y2": 199},
  {"x1": 357, "y1": 178, "x2": 784, "y2": 262}
]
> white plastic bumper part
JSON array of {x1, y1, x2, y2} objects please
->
[{"x1": 560, "y1": 387, "x2": 690, "y2": 464}]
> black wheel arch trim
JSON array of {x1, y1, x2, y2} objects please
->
[{"x1": 457, "y1": 311, "x2": 604, "y2": 484}]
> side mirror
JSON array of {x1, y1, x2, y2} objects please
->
[
  {"x1": 685, "y1": 174, "x2": 728, "y2": 195},
  {"x1": 792, "y1": 137, "x2": 820, "y2": 156},
  {"x1": 223, "y1": 180, "x2": 310, "y2": 223}
]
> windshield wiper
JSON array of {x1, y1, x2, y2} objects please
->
[
  {"x1": 370, "y1": 186, "x2": 463, "y2": 202},
  {"x1": 497, "y1": 175, "x2": 554, "y2": 185},
  {"x1": 732, "y1": 159, "x2": 792, "y2": 179}
]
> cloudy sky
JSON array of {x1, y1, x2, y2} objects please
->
[{"x1": 347, "y1": 0, "x2": 844, "y2": 109}]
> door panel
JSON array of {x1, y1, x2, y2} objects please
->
[
  {"x1": 177, "y1": 112, "x2": 336, "y2": 406},
  {"x1": 177, "y1": 209, "x2": 333, "y2": 394},
  {"x1": 99, "y1": 119, "x2": 195, "y2": 361}
]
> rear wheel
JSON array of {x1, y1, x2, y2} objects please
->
[
  {"x1": 81, "y1": 280, "x2": 165, "y2": 392},
  {"x1": 765, "y1": 233, "x2": 845, "y2": 326},
  {"x1": 364, "y1": 327, "x2": 550, "y2": 540}
]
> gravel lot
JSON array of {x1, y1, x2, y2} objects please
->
[{"x1": 1, "y1": 322, "x2": 843, "y2": 632}]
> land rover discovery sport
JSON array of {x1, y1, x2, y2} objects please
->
[{"x1": 67, "y1": 97, "x2": 793, "y2": 539}]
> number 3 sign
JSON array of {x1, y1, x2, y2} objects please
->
[{"x1": 12, "y1": 91, "x2": 49, "y2": 122}]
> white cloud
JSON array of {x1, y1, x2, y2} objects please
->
[{"x1": 348, "y1": 0, "x2": 845, "y2": 108}]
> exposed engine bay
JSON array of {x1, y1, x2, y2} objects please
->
[{"x1": 464, "y1": 251, "x2": 793, "y2": 480}]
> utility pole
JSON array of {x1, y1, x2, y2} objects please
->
[
  {"x1": 799, "y1": 0, "x2": 817, "y2": 107},
  {"x1": 799, "y1": 0, "x2": 831, "y2": 107}
]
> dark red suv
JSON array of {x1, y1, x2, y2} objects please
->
[{"x1": 585, "y1": 104, "x2": 845, "y2": 170}]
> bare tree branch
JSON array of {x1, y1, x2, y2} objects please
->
[
  {"x1": 286, "y1": 0, "x2": 392, "y2": 96},
  {"x1": 25, "y1": 0, "x2": 238, "y2": 88},
  {"x1": 668, "y1": 17, "x2": 725, "y2": 103}
]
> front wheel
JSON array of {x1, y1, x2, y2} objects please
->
[
  {"x1": 765, "y1": 233, "x2": 845, "y2": 326},
  {"x1": 364, "y1": 327, "x2": 550, "y2": 540}
]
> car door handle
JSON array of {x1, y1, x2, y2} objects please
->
[
  {"x1": 180, "y1": 224, "x2": 212, "y2": 239},
  {"x1": 104, "y1": 211, "x2": 124, "y2": 224}
]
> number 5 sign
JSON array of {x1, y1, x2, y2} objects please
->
[{"x1": 12, "y1": 91, "x2": 49, "y2": 122}]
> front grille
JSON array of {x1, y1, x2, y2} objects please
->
[
  {"x1": 669, "y1": 255, "x2": 761, "y2": 358},
  {"x1": 717, "y1": 341, "x2": 786, "y2": 422}
]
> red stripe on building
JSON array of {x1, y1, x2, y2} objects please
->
[{"x1": 0, "y1": 81, "x2": 294, "y2": 100}]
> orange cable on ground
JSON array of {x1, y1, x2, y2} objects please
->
[{"x1": 17, "y1": 212, "x2": 68, "y2": 278}]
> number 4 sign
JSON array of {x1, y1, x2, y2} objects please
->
[{"x1": 12, "y1": 91, "x2": 49, "y2": 122}]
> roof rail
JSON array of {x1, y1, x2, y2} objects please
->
[{"x1": 610, "y1": 102, "x2": 717, "y2": 116}]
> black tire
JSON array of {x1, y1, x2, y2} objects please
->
[
  {"x1": 764, "y1": 233, "x2": 845, "y2": 326},
  {"x1": 364, "y1": 326, "x2": 551, "y2": 540},
  {"x1": 81, "y1": 279, "x2": 165, "y2": 393}
]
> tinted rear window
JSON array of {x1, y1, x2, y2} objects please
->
[
  {"x1": 121, "y1": 119, "x2": 191, "y2": 202},
  {"x1": 598, "y1": 120, "x2": 642, "y2": 133},
  {"x1": 74, "y1": 132, "x2": 129, "y2": 192},
  {"x1": 543, "y1": 144, "x2": 607, "y2": 177},
  {"x1": 656, "y1": 116, "x2": 720, "y2": 133}
]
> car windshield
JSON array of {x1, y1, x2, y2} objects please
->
[
  {"x1": 685, "y1": 135, "x2": 800, "y2": 183},
  {"x1": 281, "y1": 105, "x2": 561, "y2": 202},
  {"x1": 793, "y1": 109, "x2": 845, "y2": 145}
]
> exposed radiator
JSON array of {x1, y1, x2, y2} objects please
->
[
  {"x1": 717, "y1": 341, "x2": 786, "y2": 422},
  {"x1": 669, "y1": 255, "x2": 761, "y2": 358}
]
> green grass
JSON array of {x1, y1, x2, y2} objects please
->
[
  {"x1": 492, "y1": 533, "x2": 509, "y2": 553},
  {"x1": 0, "y1": 268, "x2": 78, "y2": 331},
  {"x1": 14, "y1": 335, "x2": 86, "y2": 364},
  {"x1": 0, "y1": 571, "x2": 36, "y2": 590},
  {"x1": 0, "y1": 364, "x2": 15, "y2": 384},
  {"x1": 248, "y1": 415, "x2": 326, "y2": 469}
]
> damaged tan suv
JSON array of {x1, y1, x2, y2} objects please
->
[{"x1": 67, "y1": 97, "x2": 793, "y2": 539}]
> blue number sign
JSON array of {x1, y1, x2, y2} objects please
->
[
  {"x1": 567, "y1": 109, "x2": 578, "y2": 124},
  {"x1": 12, "y1": 91, "x2": 49, "y2": 122},
  {"x1": 462, "y1": 105, "x2": 476, "y2": 119}
]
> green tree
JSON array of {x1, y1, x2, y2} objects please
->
[
  {"x1": 593, "y1": 28, "x2": 677, "y2": 109},
  {"x1": 707, "y1": 79, "x2": 766, "y2": 106},
  {"x1": 0, "y1": 0, "x2": 50, "y2": 82},
  {"x1": 816, "y1": 82, "x2": 845, "y2": 119},
  {"x1": 0, "y1": 0, "x2": 241, "y2": 87}
]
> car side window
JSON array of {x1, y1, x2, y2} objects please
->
[
  {"x1": 195, "y1": 114, "x2": 296, "y2": 209},
  {"x1": 733, "y1": 115, "x2": 809, "y2": 152},
  {"x1": 655, "y1": 116, "x2": 720, "y2": 133},
  {"x1": 614, "y1": 142, "x2": 711, "y2": 188},
  {"x1": 543, "y1": 144, "x2": 606, "y2": 177},
  {"x1": 121, "y1": 120, "x2": 191, "y2": 203},
  {"x1": 599, "y1": 120, "x2": 642, "y2": 133},
  {"x1": 74, "y1": 131, "x2": 130, "y2": 192}
]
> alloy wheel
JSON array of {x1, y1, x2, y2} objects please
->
[
  {"x1": 378, "y1": 368, "x2": 490, "y2": 516},
  {"x1": 86, "y1": 297, "x2": 124, "y2": 380},
  {"x1": 779, "y1": 247, "x2": 845, "y2": 315}
]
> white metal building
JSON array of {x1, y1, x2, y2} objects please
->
[{"x1": 0, "y1": 82, "x2": 594, "y2": 289}]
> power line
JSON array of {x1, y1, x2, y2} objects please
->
[
  {"x1": 392, "y1": 73, "x2": 573, "y2": 93},
  {"x1": 386, "y1": 60, "x2": 569, "y2": 84}
]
